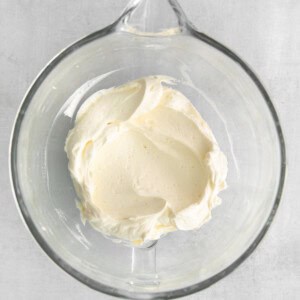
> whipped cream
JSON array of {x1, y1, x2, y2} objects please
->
[{"x1": 65, "y1": 76, "x2": 227, "y2": 245}]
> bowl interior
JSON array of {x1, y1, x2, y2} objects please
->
[{"x1": 13, "y1": 31, "x2": 283, "y2": 295}]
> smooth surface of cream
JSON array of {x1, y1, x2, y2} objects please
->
[{"x1": 65, "y1": 76, "x2": 227, "y2": 244}]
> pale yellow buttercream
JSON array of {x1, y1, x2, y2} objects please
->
[{"x1": 65, "y1": 76, "x2": 227, "y2": 244}]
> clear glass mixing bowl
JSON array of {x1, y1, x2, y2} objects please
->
[{"x1": 10, "y1": 0, "x2": 286, "y2": 298}]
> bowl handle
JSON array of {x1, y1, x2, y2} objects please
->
[{"x1": 129, "y1": 241, "x2": 159, "y2": 287}]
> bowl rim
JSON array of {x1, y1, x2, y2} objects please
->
[{"x1": 9, "y1": 23, "x2": 286, "y2": 299}]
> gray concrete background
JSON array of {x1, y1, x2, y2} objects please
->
[{"x1": 0, "y1": 0, "x2": 299, "y2": 299}]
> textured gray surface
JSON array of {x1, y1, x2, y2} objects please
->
[{"x1": 0, "y1": 0, "x2": 299, "y2": 299}]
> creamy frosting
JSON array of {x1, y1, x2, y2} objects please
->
[{"x1": 65, "y1": 76, "x2": 227, "y2": 245}]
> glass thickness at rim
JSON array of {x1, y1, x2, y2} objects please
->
[{"x1": 10, "y1": 2, "x2": 286, "y2": 300}]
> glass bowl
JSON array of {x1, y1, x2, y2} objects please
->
[{"x1": 10, "y1": 0, "x2": 286, "y2": 299}]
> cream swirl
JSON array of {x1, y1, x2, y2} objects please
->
[{"x1": 65, "y1": 76, "x2": 227, "y2": 244}]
